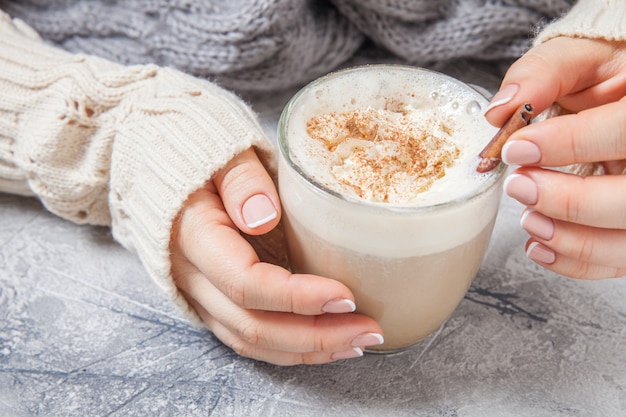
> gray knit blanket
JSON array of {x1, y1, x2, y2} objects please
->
[{"x1": 0, "y1": 0, "x2": 574, "y2": 92}]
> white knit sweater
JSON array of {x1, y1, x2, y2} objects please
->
[
  {"x1": 0, "y1": 0, "x2": 624, "y2": 321},
  {"x1": 0, "y1": 11, "x2": 275, "y2": 321}
]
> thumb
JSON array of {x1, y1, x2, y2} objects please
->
[
  {"x1": 212, "y1": 147, "x2": 281, "y2": 235},
  {"x1": 484, "y1": 37, "x2": 616, "y2": 127}
]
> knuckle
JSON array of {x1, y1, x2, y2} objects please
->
[
  {"x1": 210, "y1": 321, "x2": 257, "y2": 359},
  {"x1": 572, "y1": 260, "x2": 592, "y2": 279},
  {"x1": 238, "y1": 319, "x2": 265, "y2": 346},
  {"x1": 284, "y1": 273, "x2": 296, "y2": 312},
  {"x1": 510, "y1": 50, "x2": 547, "y2": 74},
  {"x1": 567, "y1": 127, "x2": 584, "y2": 163},
  {"x1": 227, "y1": 338, "x2": 256, "y2": 359},
  {"x1": 301, "y1": 353, "x2": 325, "y2": 365},
  {"x1": 215, "y1": 155, "x2": 259, "y2": 196},
  {"x1": 300, "y1": 354, "x2": 315, "y2": 365},
  {"x1": 309, "y1": 315, "x2": 326, "y2": 352},
  {"x1": 225, "y1": 278, "x2": 247, "y2": 307},
  {"x1": 575, "y1": 231, "x2": 596, "y2": 262},
  {"x1": 563, "y1": 181, "x2": 583, "y2": 224},
  {"x1": 217, "y1": 165, "x2": 243, "y2": 194}
]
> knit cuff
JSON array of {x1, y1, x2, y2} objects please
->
[
  {"x1": 109, "y1": 68, "x2": 276, "y2": 323},
  {"x1": 0, "y1": 10, "x2": 276, "y2": 324},
  {"x1": 534, "y1": 0, "x2": 626, "y2": 45}
]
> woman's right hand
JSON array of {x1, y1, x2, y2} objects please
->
[
  {"x1": 169, "y1": 148, "x2": 384, "y2": 365},
  {"x1": 485, "y1": 37, "x2": 626, "y2": 279}
]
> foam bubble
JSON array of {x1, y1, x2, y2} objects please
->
[{"x1": 466, "y1": 100, "x2": 482, "y2": 115}]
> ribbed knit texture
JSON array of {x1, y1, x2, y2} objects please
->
[
  {"x1": 0, "y1": 10, "x2": 275, "y2": 323},
  {"x1": 535, "y1": 0, "x2": 626, "y2": 44},
  {"x1": 0, "y1": 0, "x2": 574, "y2": 92}
]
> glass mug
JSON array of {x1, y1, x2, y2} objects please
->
[{"x1": 277, "y1": 65, "x2": 506, "y2": 353}]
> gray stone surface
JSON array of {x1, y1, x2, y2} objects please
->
[{"x1": 1, "y1": 61, "x2": 625, "y2": 416}]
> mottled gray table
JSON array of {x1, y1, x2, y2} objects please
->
[{"x1": 1, "y1": 61, "x2": 625, "y2": 417}]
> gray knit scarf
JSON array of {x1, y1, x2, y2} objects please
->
[{"x1": 0, "y1": 0, "x2": 574, "y2": 92}]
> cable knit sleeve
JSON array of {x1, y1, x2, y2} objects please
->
[
  {"x1": 0, "y1": 10, "x2": 276, "y2": 322},
  {"x1": 535, "y1": 0, "x2": 626, "y2": 44}
]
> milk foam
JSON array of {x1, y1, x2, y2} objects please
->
[
  {"x1": 285, "y1": 67, "x2": 498, "y2": 207},
  {"x1": 278, "y1": 66, "x2": 505, "y2": 256}
]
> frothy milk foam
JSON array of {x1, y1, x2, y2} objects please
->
[
  {"x1": 278, "y1": 66, "x2": 505, "y2": 351},
  {"x1": 289, "y1": 80, "x2": 491, "y2": 207}
]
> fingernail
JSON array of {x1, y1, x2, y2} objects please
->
[
  {"x1": 322, "y1": 298, "x2": 356, "y2": 314},
  {"x1": 351, "y1": 332, "x2": 384, "y2": 347},
  {"x1": 504, "y1": 174, "x2": 538, "y2": 205},
  {"x1": 242, "y1": 194, "x2": 277, "y2": 228},
  {"x1": 526, "y1": 242, "x2": 556, "y2": 264},
  {"x1": 331, "y1": 347, "x2": 363, "y2": 361},
  {"x1": 521, "y1": 209, "x2": 554, "y2": 241},
  {"x1": 484, "y1": 84, "x2": 520, "y2": 114},
  {"x1": 502, "y1": 140, "x2": 541, "y2": 165}
]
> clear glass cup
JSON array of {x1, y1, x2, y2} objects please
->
[{"x1": 277, "y1": 65, "x2": 506, "y2": 353}]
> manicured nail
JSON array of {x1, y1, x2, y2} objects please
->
[
  {"x1": 484, "y1": 84, "x2": 520, "y2": 114},
  {"x1": 351, "y1": 332, "x2": 384, "y2": 347},
  {"x1": 504, "y1": 174, "x2": 538, "y2": 205},
  {"x1": 502, "y1": 140, "x2": 541, "y2": 165},
  {"x1": 521, "y1": 209, "x2": 554, "y2": 241},
  {"x1": 526, "y1": 242, "x2": 556, "y2": 264},
  {"x1": 331, "y1": 347, "x2": 363, "y2": 361},
  {"x1": 242, "y1": 194, "x2": 277, "y2": 228},
  {"x1": 322, "y1": 298, "x2": 356, "y2": 314}
]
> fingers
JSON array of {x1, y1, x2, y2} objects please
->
[
  {"x1": 484, "y1": 37, "x2": 626, "y2": 127},
  {"x1": 170, "y1": 146, "x2": 386, "y2": 365},
  {"x1": 525, "y1": 239, "x2": 626, "y2": 280},
  {"x1": 212, "y1": 147, "x2": 281, "y2": 235},
  {"x1": 520, "y1": 209, "x2": 626, "y2": 279},
  {"x1": 505, "y1": 168, "x2": 626, "y2": 229},
  {"x1": 176, "y1": 185, "x2": 356, "y2": 315},
  {"x1": 180, "y1": 275, "x2": 384, "y2": 366},
  {"x1": 490, "y1": 37, "x2": 626, "y2": 280},
  {"x1": 501, "y1": 100, "x2": 626, "y2": 167},
  {"x1": 204, "y1": 315, "x2": 347, "y2": 366},
  {"x1": 505, "y1": 169, "x2": 626, "y2": 279}
]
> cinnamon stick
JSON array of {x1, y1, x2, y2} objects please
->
[{"x1": 477, "y1": 103, "x2": 534, "y2": 173}]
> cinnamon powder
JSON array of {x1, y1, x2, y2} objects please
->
[{"x1": 306, "y1": 106, "x2": 459, "y2": 203}]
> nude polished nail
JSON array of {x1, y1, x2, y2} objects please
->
[
  {"x1": 242, "y1": 194, "x2": 277, "y2": 228},
  {"x1": 526, "y1": 242, "x2": 556, "y2": 264},
  {"x1": 521, "y1": 210, "x2": 554, "y2": 241},
  {"x1": 351, "y1": 332, "x2": 384, "y2": 347},
  {"x1": 484, "y1": 84, "x2": 520, "y2": 114},
  {"x1": 322, "y1": 298, "x2": 356, "y2": 313},
  {"x1": 502, "y1": 140, "x2": 541, "y2": 165},
  {"x1": 504, "y1": 174, "x2": 538, "y2": 205},
  {"x1": 331, "y1": 347, "x2": 363, "y2": 361}
]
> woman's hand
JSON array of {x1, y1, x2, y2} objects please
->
[
  {"x1": 485, "y1": 37, "x2": 626, "y2": 279},
  {"x1": 169, "y1": 148, "x2": 384, "y2": 365}
]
